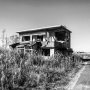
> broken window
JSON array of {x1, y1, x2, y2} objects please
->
[
  {"x1": 22, "y1": 36, "x2": 30, "y2": 41},
  {"x1": 42, "y1": 49, "x2": 50, "y2": 56},
  {"x1": 37, "y1": 35, "x2": 43, "y2": 41},
  {"x1": 55, "y1": 31, "x2": 65, "y2": 41}
]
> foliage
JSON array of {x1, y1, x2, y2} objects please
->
[
  {"x1": 0, "y1": 49, "x2": 82, "y2": 90},
  {"x1": 10, "y1": 35, "x2": 19, "y2": 44}
]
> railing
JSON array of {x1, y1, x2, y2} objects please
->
[
  {"x1": 19, "y1": 39, "x2": 69, "y2": 49},
  {"x1": 54, "y1": 41, "x2": 68, "y2": 48}
]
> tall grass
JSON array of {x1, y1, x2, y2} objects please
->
[{"x1": 0, "y1": 49, "x2": 82, "y2": 90}]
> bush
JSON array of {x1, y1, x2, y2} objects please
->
[{"x1": 0, "y1": 49, "x2": 82, "y2": 90}]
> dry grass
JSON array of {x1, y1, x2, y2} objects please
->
[{"x1": 0, "y1": 49, "x2": 82, "y2": 90}]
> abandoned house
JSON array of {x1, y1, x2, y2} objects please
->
[{"x1": 10, "y1": 25, "x2": 73, "y2": 56}]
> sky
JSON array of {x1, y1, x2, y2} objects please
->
[{"x1": 0, "y1": 0, "x2": 90, "y2": 52}]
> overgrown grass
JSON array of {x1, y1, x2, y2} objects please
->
[{"x1": 0, "y1": 49, "x2": 82, "y2": 90}]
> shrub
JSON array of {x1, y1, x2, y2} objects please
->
[{"x1": 0, "y1": 48, "x2": 82, "y2": 90}]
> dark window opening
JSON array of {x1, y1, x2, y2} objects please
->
[
  {"x1": 37, "y1": 35, "x2": 43, "y2": 41},
  {"x1": 55, "y1": 31, "x2": 65, "y2": 41},
  {"x1": 22, "y1": 36, "x2": 30, "y2": 41},
  {"x1": 42, "y1": 49, "x2": 50, "y2": 56}
]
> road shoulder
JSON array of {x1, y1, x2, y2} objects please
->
[{"x1": 66, "y1": 62, "x2": 87, "y2": 90}]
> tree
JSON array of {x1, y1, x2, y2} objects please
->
[
  {"x1": 10, "y1": 35, "x2": 20, "y2": 44},
  {"x1": 2, "y1": 29, "x2": 6, "y2": 48}
]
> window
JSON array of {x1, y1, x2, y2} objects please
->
[
  {"x1": 55, "y1": 32, "x2": 65, "y2": 41},
  {"x1": 22, "y1": 36, "x2": 30, "y2": 41},
  {"x1": 42, "y1": 49, "x2": 50, "y2": 56},
  {"x1": 37, "y1": 35, "x2": 43, "y2": 41}
]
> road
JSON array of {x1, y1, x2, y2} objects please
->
[{"x1": 73, "y1": 61, "x2": 90, "y2": 90}]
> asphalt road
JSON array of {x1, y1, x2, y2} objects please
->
[{"x1": 73, "y1": 61, "x2": 90, "y2": 90}]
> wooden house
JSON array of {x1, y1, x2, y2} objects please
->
[{"x1": 10, "y1": 25, "x2": 73, "y2": 56}]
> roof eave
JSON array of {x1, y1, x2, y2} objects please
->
[{"x1": 16, "y1": 25, "x2": 72, "y2": 34}]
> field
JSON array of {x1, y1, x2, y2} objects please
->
[{"x1": 0, "y1": 49, "x2": 82, "y2": 90}]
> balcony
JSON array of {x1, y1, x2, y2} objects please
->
[
  {"x1": 54, "y1": 40, "x2": 67, "y2": 49},
  {"x1": 41, "y1": 41, "x2": 54, "y2": 48}
]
